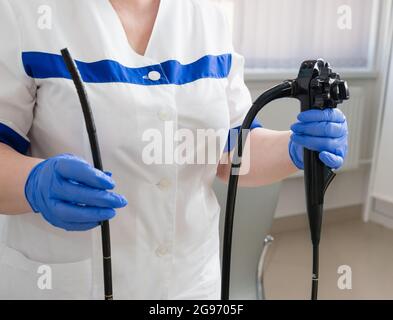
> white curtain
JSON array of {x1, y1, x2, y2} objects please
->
[{"x1": 211, "y1": 0, "x2": 377, "y2": 70}]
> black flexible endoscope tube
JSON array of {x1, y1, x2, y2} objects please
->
[
  {"x1": 61, "y1": 48, "x2": 113, "y2": 300},
  {"x1": 312, "y1": 244, "x2": 319, "y2": 299},
  {"x1": 221, "y1": 82, "x2": 293, "y2": 300}
]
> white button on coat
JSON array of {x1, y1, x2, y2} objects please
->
[
  {"x1": 157, "y1": 110, "x2": 172, "y2": 121},
  {"x1": 155, "y1": 246, "x2": 169, "y2": 257},
  {"x1": 148, "y1": 71, "x2": 161, "y2": 81},
  {"x1": 157, "y1": 178, "x2": 172, "y2": 190},
  {"x1": 0, "y1": 0, "x2": 253, "y2": 300}
]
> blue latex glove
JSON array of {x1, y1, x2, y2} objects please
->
[
  {"x1": 289, "y1": 108, "x2": 348, "y2": 170},
  {"x1": 25, "y1": 154, "x2": 128, "y2": 231}
]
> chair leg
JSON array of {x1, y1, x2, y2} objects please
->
[{"x1": 257, "y1": 235, "x2": 274, "y2": 300}]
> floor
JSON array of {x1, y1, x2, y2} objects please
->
[{"x1": 264, "y1": 216, "x2": 393, "y2": 299}]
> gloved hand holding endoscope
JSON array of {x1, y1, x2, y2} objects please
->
[
  {"x1": 25, "y1": 153, "x2": 128, "y2": 231},
  {"x1": 289, "y1": 108, "x2": 348, "y2": 170},
  {"x1": 221, "y1": 59, "x2": 350, "y2": 301}
]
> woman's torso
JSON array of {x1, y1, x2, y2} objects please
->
[{"x1": 0, "y1": 0, "x2": 237, "y2": 299}]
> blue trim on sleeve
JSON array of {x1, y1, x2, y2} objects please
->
[
  {"x1": 0, "y1": 123, "x2": 30, "y2": 154},
  {"x1": 224, "y1": 119, "x2": 262, "y2": 153},
  {"x1": 22, "y1": 52, "x2": 232, "y2": 86}
]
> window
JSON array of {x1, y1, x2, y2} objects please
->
[{"x1": 210, "y1": 0, "x2": 379, "y2": 72}]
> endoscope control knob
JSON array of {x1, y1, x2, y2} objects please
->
[{"x1": 338, "y1": 80, "x2": 350, "y2": 100}]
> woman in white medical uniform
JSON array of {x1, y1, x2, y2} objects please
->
[{"x1": 0, "y1": 0, "x2": 348, "y2": 299}]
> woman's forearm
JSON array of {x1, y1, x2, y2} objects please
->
[
  {"x1": 0, "y1": 143, "x2": 43, "y2": 214},
  {"x1": 217, "y1": 128, "x2": 298, "y2": 187},
  {"x1": 2, "y1": 127, "x2": 296, "y2": 213}
]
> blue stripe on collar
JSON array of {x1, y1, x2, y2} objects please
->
[{"x1": 22, "y1": 52, "x2": 232, "y2": 85}]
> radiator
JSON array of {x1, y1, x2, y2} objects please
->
[{"x1": 339, "y1": 86, "x2": 365, "y2": 170}]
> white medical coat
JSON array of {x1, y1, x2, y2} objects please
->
[{"x1": 0, "y1": 0, "x2": 253, "y2": 299}]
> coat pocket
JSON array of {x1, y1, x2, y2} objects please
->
[{"x1": 0, "y1": 244, "x2": 92, "y2": 300}]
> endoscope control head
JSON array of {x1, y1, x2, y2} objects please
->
[{"x1": 293, "y1": 59, "x2": 350, "y2": 111}]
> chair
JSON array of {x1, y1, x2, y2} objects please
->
[{"x1": 213, "y1": 179, "x2": 281, "y2": 300}]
